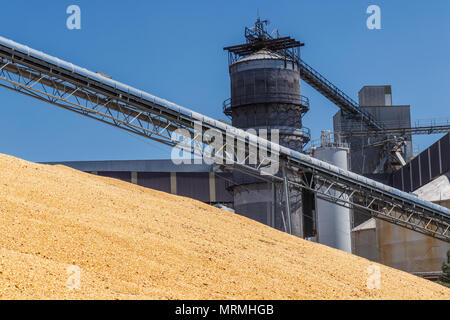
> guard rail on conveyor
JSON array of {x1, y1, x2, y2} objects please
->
[
  {"x1": 296, "y1": 58, "x2": 384, "y2": 131},
  {"x1": 0, "y1": 36, "x2": 448, "y2": 242},
  {"x1": 245, "y1": 28, "x2": 384, "y2": 132},
  {"x1": 335, "y1": 125, "x2": 450, "y2": 137}
]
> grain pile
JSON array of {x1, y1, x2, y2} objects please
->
[{"x1": 0, "y1": 154, "x2": 448, "y2": 300}]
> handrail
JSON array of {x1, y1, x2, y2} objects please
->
[{"x1": 223, "y1": 94, "x2": 310, "y2": 117}]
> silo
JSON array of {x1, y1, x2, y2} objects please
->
[
  {"x1": 312, "y1": 146, "x2": 352, "y2": 252},
  {"x1": 376, "y1": 172, "x2": 450, "y2": 273},
  {"x1": 228, "y1": 49, "x2": 307, "y2": 152},
  {"x1": 224, "y1": 30, "x2": 309, "y2": 237}
]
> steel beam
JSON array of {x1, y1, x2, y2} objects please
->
[{"x1": 0, "y1": 39, "x2": 448, "y2": 242}]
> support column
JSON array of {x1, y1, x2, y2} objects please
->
[
  {"x1": 209, "y1": 172, "x2": 216, "y2": 203},
  {"x1": 170, "y1": 172, "x2": 177, "y2": 195},
  {"x1": 131, "y1": 172, "x2": 138, "y2": 185},
  {"x1": 283, "y1": 166, "x2": 292, "y2": 235},
  {"x1": 271, "y1": 183, "x2": 276, "y2": 228}
]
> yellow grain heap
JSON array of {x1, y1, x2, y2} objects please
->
[{"x1": 0, "y1": 153, "x2": 448, "y2": 300}]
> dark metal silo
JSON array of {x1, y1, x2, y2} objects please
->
[{"x1": 223, "y1": 19, "x2": 310, "y2": 237}]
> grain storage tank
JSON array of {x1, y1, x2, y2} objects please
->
[
  {"x1": 376, "y1": 172, "x2": 450, "y2": 273},
  {"x1": 312, "y1": 135, "x2": 352, "y2": 252},
  {"x1": 227, "y1": 49, "x2": 308, "y2": 151},
  {"x1": 223, "y1": 19, "x2": 310, "y2": 237}
]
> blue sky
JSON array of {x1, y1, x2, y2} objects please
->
[{"x1": 0, "y1": 0, "x2": 449, "y2": 162}]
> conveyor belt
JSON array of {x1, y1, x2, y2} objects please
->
[
  {"x1": 0, "y1": 36, "x2": 448, "y2": 242},
  {"x1": 297, "y1": 58, "x2": 383, "y2": 131},
  {"x1": 337, "y1": 125, "x2": 450, "y2": 137}
]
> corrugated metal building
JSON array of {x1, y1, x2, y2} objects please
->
[
  {"x1": 392, "y1": 133, "x2": 450, "y2": 193},
  {"x1": 353, "y1": 169, "x2": 450, "y2": 273},
  {"x1": 334, "y1": 85, "x2": 413, "y2": 176},
  {"x1": 44, "y1": 160, "x2": 233, "y2": 205}
]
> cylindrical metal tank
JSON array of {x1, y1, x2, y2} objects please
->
[
  {"x1": 312, "y1": 147, "x2": 352, "y2": 252},
  {"x1": 228, "y1": 50, "x2": 309, "y2": 151},
  {"x1": 227, "y1": 49, "x2": 309, "y2": 237},
  {"x1": 376, "y1": 219, "x2": 449, "y2": 272},
  {"x1": 376, "y1": 174, "x2": 450, "y2": 273}
]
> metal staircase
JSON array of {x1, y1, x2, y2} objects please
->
[{"x1": 297, "y1": 59, "x2": 383, "y2": 131}]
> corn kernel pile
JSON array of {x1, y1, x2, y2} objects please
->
[{"x1": 0, "y1": 154, "x2": 448, "y2": 299}]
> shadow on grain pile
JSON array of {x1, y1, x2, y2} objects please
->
[{"x1": 0, "y1": 153, "x2": 448, "y2": 300}]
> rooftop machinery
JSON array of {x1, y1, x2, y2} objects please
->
[
  {"x1": 333, "y1": 86, "x2": 450, "y2": 175},
  {"x1": 0, "y1": 26, "x2": 449, "y2": 242}
]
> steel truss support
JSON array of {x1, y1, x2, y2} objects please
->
[
  {"x1": 282, "y1": 166, "x2": 292, "y2": 234},
  {"x1": 338, "y1": 125, "x2": 450, "y2": 138},
  {"x1": 0, "y1": 55, "x2": 281, "y2": 179},
  {"x1": 284, "y1": 162, "x2": 450, "y2": 242},
  {"x1": 0, "y1": 46, "x2": 448, "y2": 242}
]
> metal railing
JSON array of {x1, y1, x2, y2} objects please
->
[
  {"x1": 296, "y1": 58, "x2": 383, "y2": 131},
  {"x1": 223, "y1": 94, "x2": 310, "y2": 117},
  {"x1": 335, "y1": 124, "x2": 450, "y2": 137},
  {"x1": 235, "y1": 25, "x2": 384, "y2": 131}
]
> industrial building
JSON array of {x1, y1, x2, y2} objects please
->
[
  {"x1": 45, "y1": 159, "x2": 233, "y2": 206},
  {"x1": 352, "y1": 133, "x2": 450, "y2": 275},
  {"x1": 334, "y1": 85, "x2": 413, "y2": 175},
  {"x1": 1, "y1": 18, "x2": 449, "y2": 280}
]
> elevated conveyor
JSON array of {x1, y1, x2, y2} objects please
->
[
  {"x1": 297, "y1": 58, "x2": 383, "y2": 131},
  {"x1": 0, "y1": 36, "x2": 448, "y2": 242},
  {"x1": 225, "y1": 21, "x2": 384, "y2": 131},
  {"x1": 336, "y1": 124, "x2": 450, "y2": 137}
]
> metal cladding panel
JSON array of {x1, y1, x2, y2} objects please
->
[
  {"x1": 230, "y1": 68, "x2": 301, "y2": 106},
  {"x1": 353, "y1": 226, "x2": 378, "y2": 263},
  {"x1": 214, "y1": 172, "x2": 234, "y2": 203},
  {"x1": 420, "y1": 150, "x2": 431, "y2": 187},
  {"x1": 97, "y1": 171, "x2": 131, "y2": 183},
  {"x1": 230, "y1": 53, "x2": 301, "y2": 108},
  {"x1": 411, "y1": 157, "x2": 421, "y2": 191},
  {"x1": 402, "y1": 164, "x2": 412, "y2": 193},
  {"x1": 137, "y1": 172, "x2": 171, "y2": 194},
  {"x1": 233, "y1": 202, "x2": 272, "y2": 225},
  {"x1": 302, "y1": 187, "x2": 316, "y2": 238},
  {"x1": 176, "y1": 172, "x2": 210, "y2": 202},
  {"x1": 231, "y1": 104, "x2": 303, "y2": 130},
  {"x1": 232, "y1": 183, "x2": 285, "y2": 232},
  {"x1": 358, "y1": 86, "x2": 390, "y2": 107},
  {"x1": 364, "y1": 173, "x2": 392, "y2": 187},
  {"x1": 313, "y1": 148, "x2": 352, "y2": 253},
  {"x1": 430, "y1": 141, "x2": 441, "y2": 179},
  {"x1": 441, "y1": 134, "x2": 450, "y2": 173},
  {"x1": 376, "y1": 219, "x2": 449, "y2": 273},
  {"x1": 392, "y1": 133, "x2": 450, "y2": 192},
  {"x1": 44, "y1": 160, "x2": 212, "y2": 173}
]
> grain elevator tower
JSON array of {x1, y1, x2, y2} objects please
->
[{"x1": 223, "y1": 18, "x2": 311, "y2": 237}]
